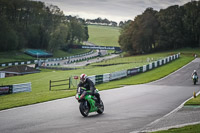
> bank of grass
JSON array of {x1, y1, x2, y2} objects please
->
[
  {"x1": 52, "y1": 49, "x2": 90, "y2": 58},
  {"x1": 185, "y1": 95, "x2": 200, "y2": 105},
  {"x1": 89, "y1": 52, "x2": 169, "y2": 68},
  {"x1": 88, "y1": 25, "x2": 120, "y2": 47},
  {"x1": 0, "y1": 50, "x2": 194, "y2": 110},
  {"x1": 0, "y1": 50, "x2": 35, "y2": 63},
  {"x1": 151, "y1": 123, "x2": 200, "y2": 133},
  {"x1": 0, "y1": 49, "x2": 90, "y2": 64},
  {"x1": 96, "y1": 54, "x2": 193, "y2": 90}
]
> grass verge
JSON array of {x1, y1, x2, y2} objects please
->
[
  {"x1": 185, "y1": 95, "x2": 200, "y2": 105},
  {"x1": 151, "y1": 123, "x2": 200, "y2": 133}
]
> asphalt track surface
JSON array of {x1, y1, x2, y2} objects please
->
[{"x1": 0, "y1": 58, "x2": 200, "y2": 133}]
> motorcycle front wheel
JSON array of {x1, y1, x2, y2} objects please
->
[
  {"x1": 79, "y1": 101, "x2": 90, "y2": 117},
  {"x1": 97, "y1": 100, "x2": 104, "y2": 114}
]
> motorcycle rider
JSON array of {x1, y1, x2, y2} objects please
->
[
  {"x1": 77, "y1": 74, "x2": 101, "y2": 106},
  {"x1": 192, "y1": 70, "x2": 198, "y2": 82}
]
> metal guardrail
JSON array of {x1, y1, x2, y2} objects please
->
[
  {"x1": 0, "y1": 82, "x2": 31, "y2": 95},
  {"x1": 12, "y1": 82, "x2": 31, "y2": 93},
  {"x1": 86, "y1": 53, "x2": 180, "y2": 85},
  {"x1": 0, "y1": 51, "x2": 94, "y2": 67}
]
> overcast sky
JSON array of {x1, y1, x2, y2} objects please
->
[{"x1": 34, "y1": 0, "x2": 192, "y2": 23}]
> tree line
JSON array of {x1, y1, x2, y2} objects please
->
[
  {"x1": 86, "y1": 17, "x2": 118, "y2": 26},
  {"x1": 0, "y1": 0, "x2": 89, "y2": 52},
  {"x1": 66, "y1": 16, "x2": 118, "y2": 27},
  {"x1": 119, "y1": 1, "x2": 200, "y2": 55}
]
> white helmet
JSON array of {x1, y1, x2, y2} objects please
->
[
  {"x1": 194, "y1": 70, "x2": 197, "y2": 73},
  {"x1": 80, "y1": 74, "x2": 87, "y2": 83}
]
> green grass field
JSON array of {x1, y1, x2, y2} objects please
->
[
  {"x1": 0, "y1": 50, "x2": 35, "y2": 63},
  {"x1": 1, "y1": 25, "x2": 200, "y2": 132},
  {"x1": 0, "y1": 25, "x2": 200, "y2": 110},
  {"x1": 88, "y1": 25, "x2": 120, "y2": 47},
  {"x1": 0, "y1": 49, "x2": 195, "y2": 110}
]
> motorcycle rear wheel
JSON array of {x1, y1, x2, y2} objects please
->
[{"x1": 194, "y1": 79, "x2": 197, "y2": 85}]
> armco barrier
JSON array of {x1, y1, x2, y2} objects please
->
[
  {"x1": 159, "y1": 60, "x2": 162, "y2": 66},
  {"x1": 143, "y1": 65, "x2": 147, "y2": 72},
  {"x1": 110, "y1": 70, "x2": 127, "y2": 81},
  {"x1": 85, "y1": 53, "x2": 180, "y2": 86},
  {"x1": 149, "y1": 63, "x2": 152, "y2": 70},
  {"x1": 127, "y1": 68, "x2": 139, "y2": 76},
  {"x1": 12, "y1": 82, "x2": 31, "y2": 93},
  {"x1": 0, "y1": 50, "x2": 94, "y2": 67},
  {"x1": 103, "y1": 73, "x2": 110, "y2": 83}
]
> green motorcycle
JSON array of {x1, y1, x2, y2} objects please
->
[{"x1": 75, "y1": 87, "x2": 104, "y2": 117}]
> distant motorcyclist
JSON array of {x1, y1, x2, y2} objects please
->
[
  {"x1": 77, "y1": 74, "x2": 101, "y2": 105},
  {"x1": 192, "y1": 70, "x2": 198, "y2": 82}
]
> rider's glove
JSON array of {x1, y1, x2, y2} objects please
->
[{"x1": 80, "y1": 91, "x2": 87, "y2": 99}]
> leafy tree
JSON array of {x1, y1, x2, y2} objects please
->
[
  {"x1": 119, "y1": 21, "x2": 134, "y2": 54},
  {"x1": 68, "y1": 18, "x2": 87, "y2": 45},
  {"x1": 0, "y1": 16, "x2": 18, "y2": 51},
  {"x1": 84, "y1": 26, "x2": 89, "y2": 41},
  {"x1": 119, "y1": 1, "x2": 200, "y2": 55},
  {"x1": 156, "y1": 5, "x2": 184, "y2": 50},
  {"x1": 119, "y1": 21, "x2": 124, "y2": 27},
  {"x1": 182, "y1": 1, "x2": 200, "y2": 47},
  {"x1": 119, "y1": 8, "x2": 159, "y2": 54},
  {"x1": 0, "y1": 0, "x2": 88, "y2": 52},
  {"x1": 49, "y1": 24, "x2": 69, "y2": 52},
  {"x1": 85, "y1": 17, "x2": 117, "y2": 26}
]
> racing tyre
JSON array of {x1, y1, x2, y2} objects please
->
[
  {"x1": 79, "y1": 101, "x2": 90, "y2": 117},
  {"x1": 97, "y1": 100, "x2": 104, "y2": 114}
]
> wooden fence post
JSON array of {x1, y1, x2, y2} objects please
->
[
  {"x1": 49, "y1": 80, "x2": 51, "y2": 91},
  {"x1": 69, "y1": 77, "x2": 70, "y2": 89}
]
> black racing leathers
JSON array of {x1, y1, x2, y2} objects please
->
[{"x1": 77, "y1": 78, "x2": 100, "y2": 104}]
